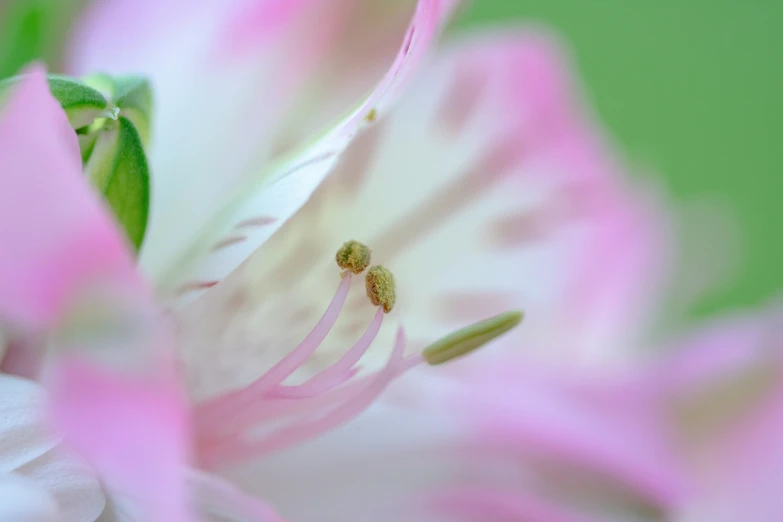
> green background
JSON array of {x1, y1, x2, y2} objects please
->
[
  {"x1": 456, "y1": 1, "x2": 781, "y2": 317},
  {"x1": 3, "y1": 0, "x2": 780, "y2": 317}
]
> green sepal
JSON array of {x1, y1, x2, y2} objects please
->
[
  {"x1": 47, "y1": 75, "x2": 110, "y2": 129},
  {"x1": 85, "y1": 117, "x2": 150, "y2": 252},
  {"x1": 0, "y1": 73, "x2": 110, "y2": 129},
  {"x1": 82, "y1": 73, "x2": 152, "y2": 146}
]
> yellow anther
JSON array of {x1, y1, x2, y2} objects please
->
[
  {"x1": 364, "y1": 108, "x2": 377, "y2": 123},
  {"x1": 335, "y1": 240, "x2": 372, "y2": 275},
  {"x1": 422, "y1": 311, "x2": 524, "y2": 365},
  {"x1": 365, "y1": 265, "x2": 396, "y2": 313}
]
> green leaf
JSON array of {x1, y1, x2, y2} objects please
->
[
  {"x1": 47, "y1": 75, "x2": 109, "y2": 129},
  {"x1": 85, "y1": 117, "x2": 150, "y2": 252}
]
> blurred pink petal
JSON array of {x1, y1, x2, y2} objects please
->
[
  {"x1": 68, "y1": 0, "x2": 457, "y2": 303},
  {"x1": 646, "y1": 307, "x2": 783, "y2": 521},
  {"x1": 48, "y1": 358, "x2": 191, "y2": 522},
  {"x1": 0, "y1": 65, "x2": 142, "y2": 330}
]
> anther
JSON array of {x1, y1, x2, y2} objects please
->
[
  {"x1": 422, "y1": 310, "x2": 524, "y2": 365},
  {"x1": 335, "y1": 240, "x2": 372, "y2": 275},
  {"x1": 365, "y1": 265, "x2": 396, "y2": 313}
]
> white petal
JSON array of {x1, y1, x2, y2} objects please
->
[
  {"x1": 0, "y1": 375, "x2": 58, "y2": 472},
  {"x1": 0, "y1": 473, "x2": 60, "y2": 522},
  {"x1": 0, "y1": 375, "x2": 106, "y2": 522}
]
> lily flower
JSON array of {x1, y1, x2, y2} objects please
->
[
  {"x1": 1, "y1": 2, "x2": 673, "y2": 522},
  {"x1": 0, "y1": 21, "x2": 523, "y2": 522},
  {"x1": 176, "y1": 25, "x2": 669, "y2": 522}
]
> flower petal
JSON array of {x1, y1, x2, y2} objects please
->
[
  {"x1": 0, "y1": 375, "x2": 58, "y2": 474},
  {"x1": 649, "y1": 306, "x2": 783, "y2": 521},
  {"x1": 68, "y1": 0, "x2": 457, "y2": 301},
  {"x1": 0, "y1": 374, "x2": 106, "y2": 522},
  {"x1": 48, "y1": 358, "x2": 192, "y2": 522},
  {"x1": 0, "y1": 65, "x2": 141, "y2": 329},
  {"x1": 0, "y1": 473, "x2": 60, "y2": 522},
  {"x1": 181, "y1": 30, "x2": 669, "y2": 397}
]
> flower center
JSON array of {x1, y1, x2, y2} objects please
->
[{"x1": 192, "y1": 241, "x2": 522, "y2": 469}]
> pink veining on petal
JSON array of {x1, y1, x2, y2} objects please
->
[
  {"x1": 210, "y1": 235, "x2": 248, "y2": 252},
  {"x1": 234, "y1": 216, "x2": 279, "y2": 230}
]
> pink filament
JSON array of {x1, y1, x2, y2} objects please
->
[
  {"x1": 199, "y1": 328, "x2": 407, "y2": 468},
  {"x1": 194, "y1": 274, "x2": 353, "y2": 430},
  {"x1": 269, "y1": 306, "x2": 385, "y2": 398}
]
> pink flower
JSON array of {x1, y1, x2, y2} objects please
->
[
  {"x1": 1, "y1": 1, "x2": 675, "y2": 521},
  {"x1": 174, "y1": 26, "x2": 669, "y2": 522}
]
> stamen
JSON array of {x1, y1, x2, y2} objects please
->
[
  {"x1": 269, "y1": 306, "x2": 385, "y2": 398},
  {"x1": 422, "y1": 310, "x2": 524, "y2": 365},
  {"x1": 335, "y1": 240, "x2": 371, "y2": 275},
  {"x1": 366, "y1": 265, "x2": 396, "y2": 313},
  {"x1": 200, "y1": 328, "x2": 407, "y2": 466},
  {"x1": 194, "y1": 273, "x2": 353, "y2": 430}
]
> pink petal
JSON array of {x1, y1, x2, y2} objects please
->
[
  {"x1": 0, "y1": 65, "x2": 143, "y2": 330},
  {"x1": 48, "y1": 358, "x2": 192, "y2": 522},
  {"x1": 648, "y1": 308, "x2": 783, "y2": 520}
]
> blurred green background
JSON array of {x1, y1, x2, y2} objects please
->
[{"x1": 2, "y1": 0, "x2": 780, "y2": 318}]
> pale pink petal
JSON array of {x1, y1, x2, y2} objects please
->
[
  {"x1": 0, "y1": 65, "x2": 143, "y2": 329},
  {"x1": 0, "y1": 375, "x2": 106, "y2": 522},
  {"x1": 68, "y1": 1, "x2": 457, "y2": 301},
  {"x1": 461, "y1": 364, "x2": 686, "y2": 519},
  {"x1": 647, "y1": 306, "x2": 783, "y2": 521},
  {"x1": 47, "y1": 359, "x2": 191, "y2": 522},
  {"x1": 180, "y1": 30, "x2": 669, "y2": 398}
]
